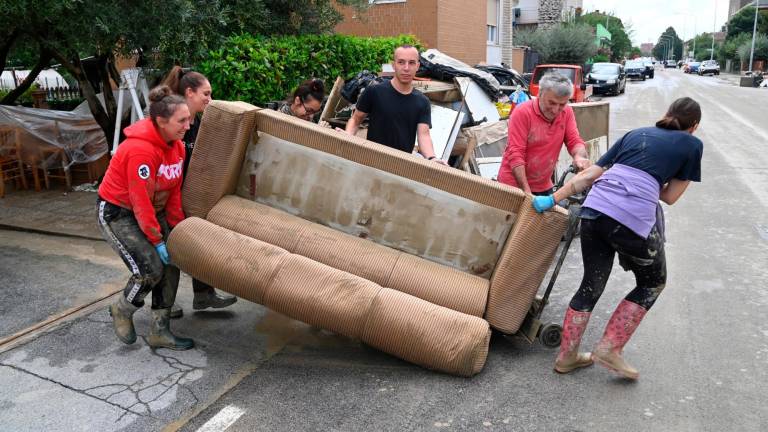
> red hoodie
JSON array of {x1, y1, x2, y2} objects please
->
[{"x1": 99, "y1": 118, "x2": 185, "y2": 245}]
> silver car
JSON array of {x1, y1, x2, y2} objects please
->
[{"x1": 698, "y1": 60, "x2": 720, "y2": 76}]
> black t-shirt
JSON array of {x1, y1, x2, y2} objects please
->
[
  {"x1": 355, "y1": 81, "x2": 431, "y2": 153},
  {"x1": 597, "y1": 126, "x2": 703, "y2": 186},
  {"x1": 182, "y1": 115, "x2": 201, "y2": 180}
]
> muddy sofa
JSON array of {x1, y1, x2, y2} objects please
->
[{"x1": 167, "y1": 101, "x2": 567, "y2": 376}]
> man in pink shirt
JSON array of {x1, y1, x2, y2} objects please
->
[{"x1": 498, "y1": 73, "x2": 591, "y2": 195}]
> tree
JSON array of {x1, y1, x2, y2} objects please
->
[
  {"x1": 0, "y1": 0, "x2": 368, "y2": 151},
  {"x1": 629, "y1": 46, "x2": 642, "y2": 58},
  {"x1": 688, "y1": 33, "x2": 722, "y2": 61},
  {"x1": 578, "y1": 12, "x2": 633, "y2": 61},
  {"x1": 717, "y1": 32, "x2": 751, "y2": 63},
  {"x1": 653, "y1": 27, "x2": 683, "y2": 61},
  {"x1": 726, "y1": 6, "x2": 768, "y2": 39},
  {"x1": 514, "y1": 24, "x2": 597, "y2": 64},
  {"x1": 737, "y1": 34, "x2": 768, "y2": 65}
]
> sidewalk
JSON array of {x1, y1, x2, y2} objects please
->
[
  {"x1": 0, "y1": 187, "x2": 101, "y2": 240},
  {"x1": 716, "y1": 72, "x2": 743, "y2": 86}
]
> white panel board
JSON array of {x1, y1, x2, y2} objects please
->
[
  {"x1": 456, "y1": 77, "x2": 501, "y2": 124},
  {"x1": 415, "y1": 104, "x2": 465, "y2": 161}
]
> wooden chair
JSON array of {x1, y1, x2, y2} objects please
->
[
  {"x1": 0, "y1": 126, "x2": 28, "y2": 198},
  {"x1": 18, "y1": 121, "x2": 74, "y2": 191}
]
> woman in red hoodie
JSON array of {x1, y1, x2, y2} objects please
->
[{"x1": 97, "y1": 85, "x2": 193, "y2": 350}]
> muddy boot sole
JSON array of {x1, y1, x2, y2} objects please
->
[
  {"x1": 109, "y1": 304, "x2": 137, "y2": 345},
  {"x1": 170, "y1": 305, "x2": 183, "y2": 319},
  {"x1": 147, "y1": 335, "x2": 195, "y2": 351},
  {"x1": 592, "y1": 352, "x2": 639, "y2": 380},
  {"x1": 192, "y1": 293, "x2": 237, "y2": 310},
  {"x1": 554, "y1": 353, "x2": 594, "y2": 374}
]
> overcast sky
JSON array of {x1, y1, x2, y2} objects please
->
[{"x1": 582, "y1": 0, "x2": 731, "y2": 45}]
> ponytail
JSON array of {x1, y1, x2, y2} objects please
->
[
  {"x1": 161, "y1": 66, "x2": 208, "y2": 97},
  {"x1": 656, "y1": 97, "x2": 701, "y2": 131}
]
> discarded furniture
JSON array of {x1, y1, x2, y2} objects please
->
[
  {"x1": 0, "y1": 105, "x2": 108, "y2": 191},
  {"x1": 167, "y1": 101, "x2": 568, "y2": 376},
  {"x1": 0, "y1": 126, "x2": 27, "y2": 197}
]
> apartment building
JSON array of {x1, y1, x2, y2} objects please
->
[{"x1": 335, "y1": 0, "x2": 518, "y2": 66}]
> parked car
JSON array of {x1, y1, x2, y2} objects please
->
[
  {"x1": 586, "y1": 62, "x2": 626, "y2": 96},
  {"x1": 529, "y1": 64, "x2": 591, "y2": 102},
  {"x1": 643, "y1": 61, "x2": 655, "y2": 79},
  {"x1": 625, "y1": 61, "x2": 646, "y2": 80},
  {"x1": 698, "y1": 60, "x2": 720, "y2": 75},
  {"x1": 663, "y1": 60, "x2": 677, "y2": 68},
  {"x1": 686, "y1": 62, "x2": 701, "y2": 74}
]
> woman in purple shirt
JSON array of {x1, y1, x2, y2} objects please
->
[{"x1": 532, "y1": 97, "x2": 703, "y2": 380}]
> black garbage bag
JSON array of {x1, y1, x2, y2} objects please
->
[
  {"x1": 341, "y1": 71, "x2": 391, "y2": 104},
  {"x1": 418, "y1": 49, "x2": 501, "y2": 100}
]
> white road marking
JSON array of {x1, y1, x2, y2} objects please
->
[{"x1": 196, "y1": 405, "x2": 246, "y2": 432}]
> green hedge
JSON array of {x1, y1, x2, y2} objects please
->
[{"x1": 199, "y1": 34, "x2": 421, "y2": 105}]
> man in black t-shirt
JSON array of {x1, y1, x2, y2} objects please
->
[{"x1": 345, "y1": 46, "x2": 445, "y2": 164}]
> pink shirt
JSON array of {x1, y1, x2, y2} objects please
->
[{"x1": 498, "y1": 99, "x2": 585, "y2": 193}]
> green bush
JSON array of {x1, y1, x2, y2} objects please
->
[{"x1": 199, "y1": 33, "x2": 421, "y2": 105}]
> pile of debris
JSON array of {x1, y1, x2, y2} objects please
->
[{"x1": 320, "y1": 49, "x2": 530, "y2": 181}]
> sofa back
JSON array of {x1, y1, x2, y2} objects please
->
[{"x1": 235, "y1": 132, "x2": 515, "y2": 278}]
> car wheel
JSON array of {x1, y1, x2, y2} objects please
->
[
  {"x1": 642, "y1": 75, "x2": 646, "y2": 81},
  {"x1": 716, "y1": 71, "x2": 720, "y2": 75}
]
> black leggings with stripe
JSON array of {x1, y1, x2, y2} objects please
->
[{"x1": 96, "y1": 198, "x2": 179, "y2": 309}]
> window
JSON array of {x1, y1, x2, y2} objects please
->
[
  {"x1": 487, "y1": 25, "x2": 498, "y2": 44},
  {"x1": 487, "y1": 0, "x2": 500, "y2": 44}
]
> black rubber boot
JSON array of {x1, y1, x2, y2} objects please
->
[
  {"x1": 193, "y1": 289, "x2": 237, "y2": 310},
  {"x1": 109, "y1": 296, "x2": 139, "y2": 345},
  {"x1": 147, "y1": 308, "x2": 195, "y2": 350},
  {"x1": 170, "y1": 304, "x2": 183, "y2": 319}
]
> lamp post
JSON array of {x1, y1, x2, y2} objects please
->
[
  {"x1": 748, "y1": 0, "x2": 761, "y2": 72},
  {"x1": 710, "y1": 0, "x2": 718, "y2": 61},
  {"x1": 660, "y1": 35, "x2": 674, "y2": 62},
  {"x1": 692, "y1": 16, "x2": 697, "y2": 60}
]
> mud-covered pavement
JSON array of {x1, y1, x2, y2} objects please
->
[{"x1": 1, "y1": 67, "x2": 767, "y2": 431}]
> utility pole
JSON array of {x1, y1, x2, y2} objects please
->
[
  {"x1": 692, "y1": 16, "x2": 697, "y2": 60},
  {"x1": 711, "y1": 0, "x2": 717, "y2": 61},
  {"x1": 749, "y1": 0, "x2": 761, "y2": 72}
]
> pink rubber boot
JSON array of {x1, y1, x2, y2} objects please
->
[
  {"x1": 592, "y1": 299, "x2": 648, "y2": 380},
  {"x1": 554, "y1": 307, "x2": 593, "y2": 373}
]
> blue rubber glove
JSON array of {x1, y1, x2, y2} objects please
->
[
  {"x1": 532, "y1": 195, "x2": 556, "y2": 213},
  {"x1": 155, "y1": 242, "x2": 170, "y2": 265}
]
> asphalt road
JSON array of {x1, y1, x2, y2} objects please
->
[
  {"x1": 181, "y1": 69, "x2": 768, "y2": 432},
  {"x1": 1, "y1": 68, "x2": 766, "y2": 432}
]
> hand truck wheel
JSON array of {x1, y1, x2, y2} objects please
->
[{"x1": 539, "y1": 323, "x2": 562, "y2": 348}]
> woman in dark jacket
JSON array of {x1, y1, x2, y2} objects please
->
[
  {"x1": 533, "y1": 97, "x2": 704, "y2": 379},
  {"x1": 161, "y1": 67, "x2": 237, "y2": 317}
]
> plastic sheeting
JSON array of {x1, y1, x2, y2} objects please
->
[{"x1": 0, "y1": 105, "x2": 108, "y2": 169}]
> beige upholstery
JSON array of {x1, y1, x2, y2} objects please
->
[
  {"x1": 172, "y1": 100, "x2": 568, "y2": 376},
  {"x1": 168, "y1": 217, "x2": 490, "y2": 376}
]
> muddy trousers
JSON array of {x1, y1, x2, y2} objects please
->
[
  {"x1": 569, "y1": 215, "x2": 667, "y2": 313},
  {"x1": 96, "y1": 198, "x2": 179, "y2": 309}
]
